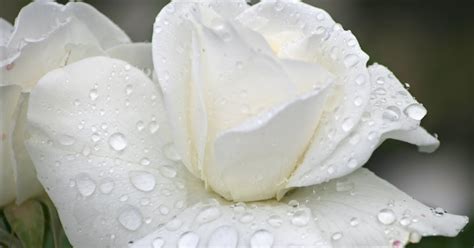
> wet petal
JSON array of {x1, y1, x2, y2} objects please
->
[
  {"x1": 288, "y1": 64, "x2": 439, "y2": 187},
  {"x1": 25, "y1": 57, "x2": 204, "y2": 246},
  {"x1": 0, "y1": 18, "x2": 12, "y2": 46},
  {"x1": 106, "y1": 43, "x2": 154, "y2": 79},
  {"x1": 285, "y1": 168, "x2": 468, "y2": 247},
  {"x1": 237, "y1": 0, "x2": 372, "y2": 189}
]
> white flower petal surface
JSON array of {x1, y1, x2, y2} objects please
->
[
  {"x1": 152, "y1": 0, "x2": 250, "y2": 178},
  {"x1": 25, "y1": 57, "x2": 206, "y2": 247},
  {"x1": 0, "y1": 85, "x2": 21, "y2": 206},
  {"x1": 237, "y1": 0, "x2": 373, "y2": 190},
  {"x1": 2, "y1": 1, "x2": 129, "y2": 90},
  {"x1": 288, "y1": 64, "x2": 440, "y2": 187},
  {"x1": 0, "y1": 18, "x2": 12, "y2": 46},
  {"x1": 107, "y1": 43, "x2": 154, "y2": 78},
  {"x1": 11, "y1": 93, "x2": 44, "y2": 204},
  {"x1": 284, "y1": 168, "x2": 468, "y2": 247}
]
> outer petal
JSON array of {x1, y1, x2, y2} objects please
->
[
  {"x1": 0, "y1": 85, "x2": 21, "y2": 206},
  {"x1": 152, "y1": 0, "x2": 249, "y2": 177},
  {"x1": 284, "y1": 168, "x2": 468, "y2": 247},
  {"x1": 0, "y1": 18, "x2": 12, "y2": 46},
  {"x1": 25, "y1": 57, "x2": 200, "y2": 247},
  {"x1": 131, "y1": 202, "x2": 327, "y2": 248},
  {"x1": 2, "y1": 1, "x2": 129, "y2": 90},
  {"x1": 106, "y1": 43, "x2": 154, "y2": 78},
  {"x1": 237, "y1": 0, "x2": 372, "y2": 190},
  {"x1": 288, "y1": 64, "x2": 439, "y2": 187}
]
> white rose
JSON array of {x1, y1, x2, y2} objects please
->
[
  {"x1": 22, "y1": 0, "x2": 467, "y2": 247},
  {"x1": 0, "y1": 1, "x2": 141, "y2": 206}
]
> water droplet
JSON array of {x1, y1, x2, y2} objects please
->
[
  {"x1": 291, "y1": 208, "x2": 310, "y2": 226},
  {"x1": 208, "y1": 225, "x2": 238, "y2": 248},
  {"x1": 399, "y1": 217, "x2": 411, "y2": 226},
  {"x1": 368, "y1": 131, "x2": 378, "y2": 141},
  {"x1": 108, "y1": 133, "x2": 127, "y2": 151},
  {"x1": 383, "y1": 106, "x2": 401, "y2": 122},
  {"x1": 346, "y1": 158, "x2": 358, "y2": 168},
  {"x1": 374, "y1": 87, "x2": 386, "y2": 95},
  {"x1": 159, "y1": 205, "x2": 170, "y2": 215},
  {"x1": 239, "y1": 213, "x2": 254, "y2": 223},
  {"x1": 89, "y1": 89, "x2": 98, "y2": 101},
  {"x1": 288, "y1": 200, "x2": 299, "y2": 208},
  {"x1": 178, "y1": 232, "x2": 200, "y2": 248},
  {"x1": 159, "y1": 165, "x2": 177, "y2": 178},
  {"x1": 404, "y1": 103, "x2": 426, "y2": 121},
  {"x1": 377, "y1": 208, "x2": 396, "y2": 225},
  {"x1": 250, "y1": 230, "x2": 274, "y2": 248},
  {"x1": 91, "y1": 133, "x2": 101, "y2": 143},
  {"x1": 118, "y1": 207, "x2": 143, "y2": 231},
  {"x1": 376, "y1": 77, "x2": 385, "y2": 85},
  {"x1": 196, "y1": 206, "x2": 221, "y2": 224},
  {"x1": 409, "y1": 231, "x2": 421, "y2": 243},
  {"x1": 431, "y1": 207, "x2": 446, "y2": 217},
  {"x1": 349, "y1": 217, "x2": 359, "y2": 226},
  {"x1": 355, "y1": 74, "x2": 366, "y2": 85},
  {"x1": 58, "y1": 134, "x2": 75, "y2": 146},
  {"x1": 149, "y1": 121, "x2": 160, "y2": 134},
  {"x1": 152, "y1": 237, "x2": 165, "y2": 248},
  {"x1": 267, "y1": 215, "x2": 283, "y2": 227},
  {"x1": 342, "y1": 118, "x2": 355, "y2": 132},
  {"x1": 99, "y1": 179, "x2": 114, "y2": 194},
  {"x1": 125, "y1": 84, "x2": 133, "y2": 95},
  {"x1": 344, "y1": 54, "x2": 359, "y2": 68},
  {"x1": 331, "y1": 232, "x2": 343, "y2": 240},
  {"x1": 353, "y1": 96, "x2": 363, "y2": 106},
  {"x1": 274, "y1": 1, "x2": 285, "y2": 11},
  {"x1": 129, "y1": 171, "x2": 156, "y2": 192},
  {"x1": 75, "y1": 174, "x2": 96, "y2": 197},
  {"x1": 163, "y1": 143, "x2": 181, "y2": 161},
  {"x1": 140, "y1": 158, "x2": 151, "y2": 166},
  {"x1": 136, "y1": 121, "x2": 145, "y2": 131}
]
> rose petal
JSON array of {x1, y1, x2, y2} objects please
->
[
  {"x1": 211, "y1": 83, "x2": 332, "y2": 201},
  {"x1": 106, "y1": 43, "x2": 154, "y2": 79},
  {"x1": 0, "y1": 85, "x2": 21, "y2": 206},
  {"x1": 237, "y1": 0, "x2": 372, "y2": 190},
  {"x1": 25, "y1": 57, "x2": 201, "y2": 246},
  {"x1": 0, "y1": 18, "x2": 13, "y2": 46},
  {"x1": 285, "y1": 168, "x2": 468, "y2": 247},
  {"x1": 288, "y1": 64, "x2": 439, "y2": 187}
]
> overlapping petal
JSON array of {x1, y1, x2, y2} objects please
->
[{"x1": 288, "y1": 64, "x2": 439, "y2": 187}]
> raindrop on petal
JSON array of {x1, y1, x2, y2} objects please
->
[
  {"x1": 377, "y1": 208, "x2": 396, "y2": 225},
  {"x1": 208, "y1": 225, "x2": 238, "y2": 248},
  {"x1": 129, "y1": 171, "x2": 156, "y2": 192},
  {"x1": 118, "y1": 206, "x2": 143, "y2": 231},
  {"x1": 108, "y1": 133, "x2": 127, "y2": 151},
  {"x1": 178, "y1": 232, "x2": 200, "y2": 248},
  {"x1": 250, "y1": 230, "x2": 274, "y2": 248},
  {"x1": 404, "y1": 103, "x2": 427, "y2": 121}
]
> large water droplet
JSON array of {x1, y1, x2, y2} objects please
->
[
  {"x1": 118, "y1": 207, "x2": 143, "y2": 231},
  {"x1": 178, "y1": 232, "x2": 199, "y2": 248},
  {"x1": 108, "y1": 133, "x2": 127, "y2": 151},
  {"x1": 377, "y1": 208, "x2": 396, "y2": 225},
  {"x1": 196, "y1": 206, "x2": 221, "y2": 224},
  {"x1": 207, "y1": 225, "x2": 238, "y2": 248},
  {"x1": 431, "y1": 207, "x2": 446, "y2": 217},
  {"x1": 250, "y1": 230, "x2": 274, "y2": 248},
  {"x1": 349, "y1": 217, "x2": 359, "y2": 227},
  {"x1": 383, "y1": 106, "x2": 401, "y2": 122},
  {"x1": 291, "y1": 208, "x2": 310, "y2": 226},
  {"x1": 58, "y1": 134, "x2": 76, "y2": 146},
  {"x1": 267, "y1": 215, "x2": 283, "y2": 227},
  {"x1": 99, "y1": 179, "x2": 114, "y2": 194},
  {"x1": 331, "y1": 232, "x2": 343, "y2": 241},
  {"x1": 75, "y1": 174, "x2": 96, "y2": 197},
  {"x1": 129, "y1": 171, "x2": 156, "y2": 192},
  {"x1": 149, "y1": 121, "x2": 160, "y2": 134},
  {"x1": 344, "y1": 54, "x2": 359, "y2": 68},
  {"x1": 404, "y1": 103, "x2": 427, "y2": 121}
]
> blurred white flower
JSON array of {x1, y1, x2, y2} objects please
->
[{"x1": 19, "y1": 0, "x2": 468, "y2": 247}]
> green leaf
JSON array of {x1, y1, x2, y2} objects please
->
[
  {"x1": 4, "y1": 200, "x2": 45, "y2": 248},
  {"x1": 39, "y1": 196, "x2": 72, "y2": 248}
]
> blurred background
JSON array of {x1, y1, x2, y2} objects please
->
[{"x1": 1, "y1": 0, "x2": 473, "y2": 247}]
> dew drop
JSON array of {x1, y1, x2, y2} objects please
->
[
  {"x1": 129, "y1": 171, "x2": 156, "y2": 192},
  {"x1": 159, "y1": 165, "x2": 177, "y2": 178},
  {"x1": 118, "y1": 207, "x2": 143, "y2": 231},
  {"x1": 250, "y1": 230, "x2": 274, "y2": 248},
  {"x1": 58, "y1": 134, "x2": 75, "y2": 146},
  {"x1": 239, "y1": 213, "x2": 254, "y2": 223},
  {"x1": 346, "y1": 158, "x2": 358, "y2": 168},
  {"x1": 331, "y1": 232, "x2": 343, "y2": 241},
  {"x1": 353, "y1": 96, "x2": 363, "y2": 106},
  {"x1": 343, "y1": 54, "x2": 359, "y2": 68},
  {"x1": 400, "y1": 217, "x2": 411, "y2": 226},
  {"x1": 342, "y1": 118, "x2": 355, "y2": 132},
  {"x1": 163, "y1": 143, "x2": 181, "y2": 161},
  {"x1": 274, "y1": 1, "x2": 285, "y2": 11},
  {"x1": 149, "y1": 121, "x2": 160, "y2": 134},
  {"x1": 108, "y1": 133, "x2": 127, "y2": 151},
  {"x1": 159, "y1": 205, "x2": 170, "y2": 215},
  {"x1": 383, "y1": 106, "x2": 401, "y2": 122},
  {"x1": 431, "y1": 207, "x2": 446, "y2": 217},
  {"x1": 140, "y1": 157, "x2": 151, "y2": 166},
  {"x1": 91, "y1": 133, "x2": 101, "y2": 143},
  {"x1": 355, "y1": 74, "x2": 366, "y2": 85},
  {"x1": 75, "y1": 174, "x2": 96, "y2": 197},
  {"x1": 99, "y1": 179, "x2": 114, "y2": 194},
  {"x1": 267, "y1": 215, "x2": 283, "y2": 227},
  {"x1": 178, "y1": 232, "x2": 200, "y2": 248},
  {"x1": 89, "y1": 89, "x2": 98, "y2": 101},
  {"x1": 208, "y1": 225, "x2": 238, "y2": 248},
  {"x1": 404, "y1": 103, "x2": 427, "y2": 121},
  {"x1": 196, "y1": 206, "x2": 221, "y2": 224},
  {"x1": 377, "y1": 208, "x2": 396, "y2": 225},
  {"x1": 136, "y1": 121, "x2": 145, "y2": 131},
  {"x1": 125, "y1": 84, "x2": 133, "y2": 95},
  {"x1": 349, "y1": 217, "x2": 359, "y2": 227},
  {"x1": 152, "y1": 237, "x2": 165, "y2": 248},
  {"x1": 291, "y1": 209, "x2": 310, "y2": 226}
]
